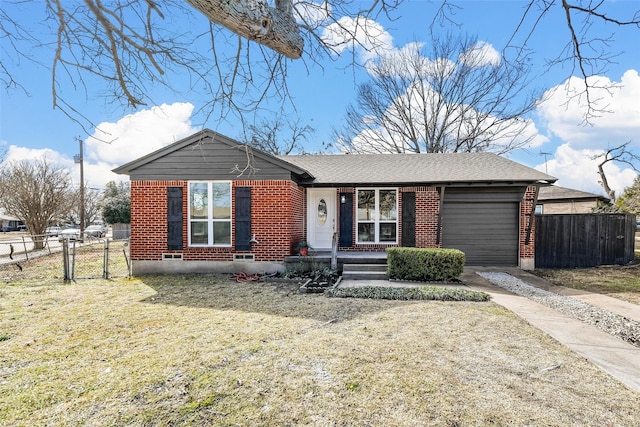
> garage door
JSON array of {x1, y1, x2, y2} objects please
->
[{"x1": 441, "y1": 190, "x2": 521, "y2": 266}]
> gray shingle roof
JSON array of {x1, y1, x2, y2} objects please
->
[
  {"x1": 538, "y1": 185, "x2": 608, "y2": 201},
  {"x1": 281, "y1": 152, "x2": 556, "y2": 185}
]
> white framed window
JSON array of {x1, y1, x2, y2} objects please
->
[
  {"x1": 356, "y1": 188, "x2": 398, "y2": 244},
  {"x1": 188, "y1": 181, "x2": 232, "y2": 246}
]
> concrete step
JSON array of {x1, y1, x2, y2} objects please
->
[
  {"x1": 342, "y1": 263, "x2": 388, "y2": 280},
  {"x1": 342, "y1": 263, "x2": 387, "y2": 273}
]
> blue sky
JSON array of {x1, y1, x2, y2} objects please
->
[{"x1": 1, "y1": 0, "x2": 639, "y2": 198}]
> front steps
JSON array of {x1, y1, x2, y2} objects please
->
[
  {"x1": 342, "y1": 263, "x2": 388, "y2": 280},
  {"x1": 285, "y1": 251, "x2": 388, "y2": 280}
]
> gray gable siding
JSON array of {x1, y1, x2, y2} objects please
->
[
  {"x1": 113, "y1": 130, "x2": 309, "y2": 181},
  {"x1": 125, "y1": 142, "x2": 293, "y2": 181}
]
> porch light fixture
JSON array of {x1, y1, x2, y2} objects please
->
[{"x1": 340, "y1": 195, "x2": 346, "y2": 204}]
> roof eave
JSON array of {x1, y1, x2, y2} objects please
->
[{"x1": 299, "y1": 179, "x2": 557, "y2": 188}]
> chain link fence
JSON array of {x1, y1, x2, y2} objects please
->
[{"x1": 0, "y1": 233, "x2": 130, "y2": 283}]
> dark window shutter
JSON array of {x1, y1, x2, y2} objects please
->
[
  {"x1": 235, "y1": 187, "x2": 251, "y2": 251},
  {"x1": 167, "y1": 187, "x2": 183, "y2": 250},
  {"x1": 339, "y1": 193, "x2": 353, "y2": 247},
  {"x1": 402, "y1": 192, "x2": 416, "y2": 247}
]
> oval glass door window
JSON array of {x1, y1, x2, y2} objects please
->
[{"x1": 318, "y1": 199, "x2": 327, "y2": 225}]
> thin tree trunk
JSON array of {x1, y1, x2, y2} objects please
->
[{"x1": 597, "y1": 162, "x2": 616, "y2": 201}]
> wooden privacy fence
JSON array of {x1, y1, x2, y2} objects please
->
[{"x1": 535, "y1": 214, "x2": 636, "y2": 268}]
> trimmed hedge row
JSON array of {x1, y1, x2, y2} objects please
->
[
  {"x1": 387, "y1": 247, "x2": 465, "y2": 282},
  {"x1": 326, "y1": 285, "x2": 489, "y2": 302}
]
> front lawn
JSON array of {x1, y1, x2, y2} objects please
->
[{"x1": 1, "y1": 275, "x2": 638, "y2": 426}]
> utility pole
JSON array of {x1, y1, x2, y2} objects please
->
[{"x1": 74, "y1": 137, "x2": 85, "y2": 237}]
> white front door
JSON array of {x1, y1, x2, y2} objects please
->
[{"x1": 307, "y1": 189, "x2": 336, "y2": 250}]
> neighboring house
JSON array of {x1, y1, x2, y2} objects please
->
[
  {"x1": 0, "y1": 211, "x2": 23, "y2": 232},
  {"x1": 113, "y1": 129, "x2": 556, "y2": 274},
  {"x1": 536, "y1": 185, "x2": 609, "y2": 214}
]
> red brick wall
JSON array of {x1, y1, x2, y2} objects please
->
[
  {"x1": 130, "y1": 179, "x2": 301, "y2": 262},
  {"x1": 130, "y1": 180, "x2": 184, "y2": 261},
  {"x1": 130, "y1": 180, "x2": 537, "y2": 264},
  {"x1": 519, "y1": 185, "x2": 537, "y2": 260},
  {"x1": 289, "y1": 182, "x2": 305, "y2": 252},
  {"x1": 335, "y1": 186, "x2": 443, "y2": 252},
  {"x1": 337, "y1": 187, "x2": 385, "y2": 251}
]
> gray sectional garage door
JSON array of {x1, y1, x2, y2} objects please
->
[{"x1": 441, "y1": 188, "x2": 524, "y2": 266}]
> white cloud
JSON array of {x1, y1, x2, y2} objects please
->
[
  {"x1": 4, "y1": 145, "x2": 68, "y2": 165},
  {"x1": 3, "y1": 102, "x2": 198, "y2": 189},
  {"x1": 83, "y1": 102, "x2": 198, "y2": 187},
  {"x1": 458, "y1": 41, "x2": 501, "y2": 67},
  {"x1": 321, "y1": 16, "x2": 394, "y2": 62},
  {"x1": 534, "y1": 69, "x2": 640, "y2": 197},
  {"x1": 537, "y1": 69, "x2": 640, "y2": 148},
  {"x1": 87, "y1": 102, "x2": 196, "y2": 165},
  {"x1": 535, "y1": 143, "x2": 637, "y2": 198},
  {"x1": 366, "y1": 42, "x2": 457, "y2": 78}
]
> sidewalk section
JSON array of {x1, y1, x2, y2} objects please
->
[{"x1": 462, "y1": 267, "x2": 640, "y2": 393}]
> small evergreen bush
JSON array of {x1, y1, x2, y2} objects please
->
[
  {"x1": 387, "y1": 247, "x2": 465, "y2": 282},
  {"x1": 326, "y1": 285, "x2": 489, "y2": 301}
]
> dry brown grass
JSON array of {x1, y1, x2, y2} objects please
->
[
  {"x1": 1, "y1": 274, "x2": 639, "y2": 426},
  {"x1": 535, "y1": 264, "x2": 640, "y2": 305}
]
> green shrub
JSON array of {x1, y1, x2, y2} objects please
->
[
  {"x1": 326, "y1": 285, "x2": 489, "y2": 302},
  {"x1": 387, "y1": 247, "x2": 465, "y2": 282}
]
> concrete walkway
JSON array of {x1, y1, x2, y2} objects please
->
[
  {"x1": 464, "y1": 267, "x2": 640, "y2": 393},
  {"x1": 339, "y1": 268, "x2": 640, "y2": 392}
]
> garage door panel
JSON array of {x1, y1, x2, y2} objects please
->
[{"x1": 442, "y1": 201, "x2": 519, "y2": 266}]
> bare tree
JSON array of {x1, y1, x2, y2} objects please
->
[
  {"x1": 240, "y1": 116, "x2": 315, "y2": 155},
  {"x1": 83, "y1": 188, "x2": 103, "y2": 226},
  {"x1": 1, "y1": 1, "x2": 638, "y2": 130},
  {"x1": 334, "y1": 34, "x2": 540, "y2": 154},
  {"x1": 62, "y1": 186, "x2": 103, "y2": 228},
  {"x1": 590, "y1": 142, "x2": 640, "y2": 201},
  {"x1": 0, "y1": 158, "x2": 73, "y2": 248}
]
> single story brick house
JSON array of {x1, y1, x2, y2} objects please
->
[{"x1": 113, "y1": 129, "x2": 556, "y2": 274}]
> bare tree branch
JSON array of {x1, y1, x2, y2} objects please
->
[
  {"x1": 231, "y1": 144, "x2": 260, "y2": 177},
  {"x1": 590, "y1": 141, "x2": 640, "y2": 200},
  {"x1": 240, "y1": 116, "x2": 316, "y2": 155},
  {"x1": 186, "y1": 0, "x2": 304, "y2": 59},
  {"x1": 2, "y1": 0, "x2": 639, "y2": 132}
]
